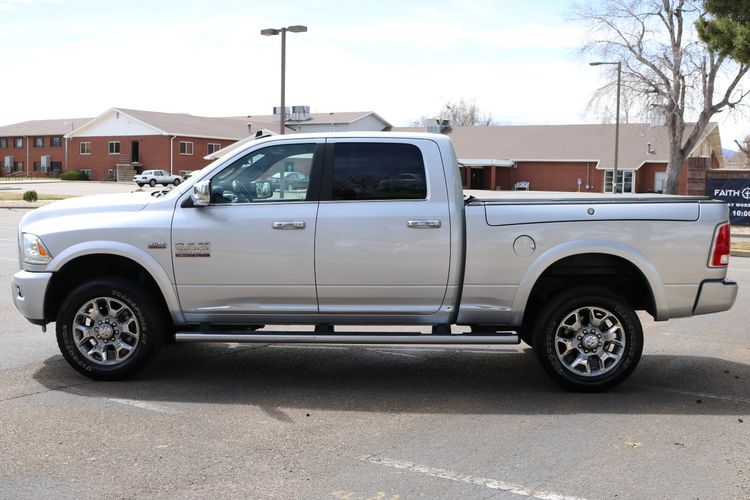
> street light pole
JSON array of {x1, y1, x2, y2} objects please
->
[
  {"x1": 590, "y1": 61, "x2": 622, "y2": 193},
  {"x1": 261, "y1": 25, "x2": 307, "y2": 135}
]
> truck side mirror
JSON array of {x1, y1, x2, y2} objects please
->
[
  {"x1": 253, "y1": 180, "x2": 273, "y2": 199},
  {"x1": 191, "y1": 180, "x2": 211, "y2": 206}
]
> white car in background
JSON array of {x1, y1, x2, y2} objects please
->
[{"x1": 133, "y1": 170, "x2": 182, "y2": 187}]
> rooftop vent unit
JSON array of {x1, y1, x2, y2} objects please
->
[
  {"x1": 291, "y1": 105, "x2": 311, "y2": 121},
  {"x1": 426, "y1": 118, "x2": 451, "y2": 134},
  {"x1": 272, "y1": 106, "x2": 290, "y2": 122}
]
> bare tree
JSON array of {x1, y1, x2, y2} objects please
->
[
  {"x1": 733, "y1": 135, "x2": 750, "y2": 167},
  {"x1": 411, "y1": 98, "x2": 494, "y2": 127},
  {"x1": 578, "y1": 0, "x2": 749, "y2": 193}
]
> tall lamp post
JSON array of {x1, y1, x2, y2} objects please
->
[
  {"x1": 261, "y1": 25, "x2": 307, "y2": 135},
  {"x1": 590, "y1": 61, "x2": 621, "y2": 193}
]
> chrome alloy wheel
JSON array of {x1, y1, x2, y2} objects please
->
[
  {"x1": 72, "y1": 296, "x2": 140, "y2": 366},
  {"x1": 554, "y1": 306, "x2": 626, "y2": 377}
]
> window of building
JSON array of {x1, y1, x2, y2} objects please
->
[
  {"x1": 179, "y1": 141, "x2": 194, "y2": 155},
  {"x1": 604, "y1": 170, "x2": 635, "y2": 193},
  {"x1": 207, "y1": 143, "x2": 221, "y2": 154},
  {"x1": 14, "y1": 161, "x2": 23, "y2": 172},
  {"x1": 80, "y1": 169, "x2": 92, "y2": 180},
  {"x1": 50, "y1": 161, "x2": 62, "y2": 171},
  {"x1": 14, "y1": 138, "x2": 23, "y2": 148},
  {"x1": 80, "y1": 142, "x2": 91, "y2": 155},
  {"x1": 50, "y1": 137, "x2": 62, "y2": 148},
  {"x1": 331, "y1": 143, "x2": 427, "y2": 200},
  {"x1": 0, "y1": 138, "x2": 8, "y2": 148},
  {"x1": 108, "y1": 141, "x2": 120, "y2": 155},
  {"x1": 34, "y1": 137, "x2": 44, "y2": 148}
]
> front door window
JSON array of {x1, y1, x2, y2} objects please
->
[{"x1": 210, "y1": 143, "x2": 314, "y2": 204}]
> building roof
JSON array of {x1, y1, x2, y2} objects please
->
[
  {"x1": 0, "y1": 117, "x2": 92, "y2": 137},
  {"x1": 64, "y1": 109, "x2": 390, "y2": 140},
  {"x1": 395, "y1": 122, "x2": 722, "y2": 170},
  {"x1": 224, "y1": 111, "x2": 391, "y2": 128},
  {"x1": 69, "y1": 108, "x2": 257, "y2": 140}
]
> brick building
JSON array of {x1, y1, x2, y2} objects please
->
[
  {"x1": 0, "y1": 118, "x2": 91, "y2": 177},
  {"x1": 1, "y1": 108, "x2": 392, "y2": 181},
  {"x1": 397, "y1": 122, "x2": 723, "y2": 195}
]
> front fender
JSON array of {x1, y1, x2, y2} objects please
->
[
  {"x1": 47, "y1": 241, "x2": 184, "y2": 324},
  {"x1": 511, "y1": 239, "x2": 668, "y2": 324}
]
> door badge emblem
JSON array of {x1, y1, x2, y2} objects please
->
[{"x1": 174, "y1": 242, "x2": 211, "y2": 257}]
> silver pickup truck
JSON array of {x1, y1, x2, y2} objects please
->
[{"x1": 11, "y1": 132, "x2": 738, "y2": 391}]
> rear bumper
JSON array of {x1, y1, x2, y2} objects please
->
[
  {"x1": 11, "y1": 270, "x2": 52, "y2": 324},
  {"x1": 692, "y1": 279, "x2": 738, "y2": 316}
]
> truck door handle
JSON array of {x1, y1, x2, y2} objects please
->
[
  {"x1": 407, "y1": 220, "x2": 441, "y2": 229},
  {"x1": 272, "y1": 221, "x2": 306, "y2": 230}
]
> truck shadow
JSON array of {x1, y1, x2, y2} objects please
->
[{"x1": 33, "y1": 344, "x2": 749, "y2": 418}]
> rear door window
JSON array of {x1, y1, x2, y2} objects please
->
[{"x1": 331, "y1": 143, "x2": 427, "y2": 200}]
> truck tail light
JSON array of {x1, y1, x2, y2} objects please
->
[{"x1": 709, "y1": 223, "x2": 731, "y2": 267}]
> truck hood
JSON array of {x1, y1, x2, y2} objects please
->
[{"x1": 20, "y1": 192, "x2": 153, "y2": 229}]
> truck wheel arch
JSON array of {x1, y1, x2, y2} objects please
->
[
  {"x1": 513, "y1": 241, "x2": 667, "y2": 328},
  {"x1": 43, "y1": 244, "x2": 183, "y2": 327}
]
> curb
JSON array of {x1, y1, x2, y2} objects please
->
[{"x1": 731, "y1": 249, "x2": 750, "y2": 258}]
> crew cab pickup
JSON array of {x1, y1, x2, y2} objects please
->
[{"x1": 11, "y1": 132, "x2": 738, "y2": 391}]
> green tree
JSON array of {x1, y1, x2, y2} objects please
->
[{"x1": 696, "y1": 0, "x2": 750, "y2": 64}]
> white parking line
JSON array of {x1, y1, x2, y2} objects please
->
[
  {"x1": 106, "y1": 398, "x2": 178, "y2": 414},
  {"x1": 269, "y1": 345, "x2": 349, "y2": 350},
  {"x1": 644, "y1": 386, "x2": 750, "y2": 405},
  {"x1": 372, "y1": 349, "x2": 421, "y2": 359},
  {"x1": 359, "y1": 455, "x2": 586, "y2": 500}
]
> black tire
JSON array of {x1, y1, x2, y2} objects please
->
[
  {"x1": 173, "y1": 178, "x2": 181, "y2": 186},
  {"x1": 137, "y1": 183, "x2": 144, "y2": 187},
  {"x1": 149, "y1": 179, "x2": 156, "y2": 187},
  {"x1": 56, "y1": 278, "x2": 164, "y2": 380},
  {"x1": 533, "y1": 286, "x2": 643, "y2": 392}
]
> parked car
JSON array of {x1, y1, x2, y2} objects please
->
[
  {"x1": 133, "y1": 170, "x2": 182, "y2": 187},
  {"x1": 12, "y1": 132, "x2": 737, "y2": 391},
  {"x1": 266, "y1": 171, "x2": 309, "y2": 191}
]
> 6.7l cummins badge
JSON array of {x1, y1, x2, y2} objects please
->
[{"x1": 175, "y1": 242, "x2": 211, "y2": 257}]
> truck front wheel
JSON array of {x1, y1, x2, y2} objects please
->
[
  {"x1": 56, "y1": 278, "x2": 164, "y2": 380},
  {"x1": 533, "y1": 286, "x2": 643, "y2": 392}
]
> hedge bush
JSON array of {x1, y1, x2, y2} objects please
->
[
  {"x1": 60, "y1": 170, "x2": 89, "y2": 181},
  {"x1": 22, "y1": 190, "x2": 38, "y2": 202}
]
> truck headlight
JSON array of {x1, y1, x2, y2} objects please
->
[{"x1": 22, "y1": 233, "x2": 52, "y2": 265}]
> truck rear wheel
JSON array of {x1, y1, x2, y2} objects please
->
[
  {"x1": 56, "y1": 278, "x2": 163, "y2": 380},
  {"x1": 533, "y1": 286, "x2": 643, "y2": 392}
]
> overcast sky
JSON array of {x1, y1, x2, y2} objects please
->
[{"x1": 1, "y1": 0, "x2": 747, "y2": 149}]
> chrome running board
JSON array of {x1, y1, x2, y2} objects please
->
[{"x1": 174, "y1": 332, "x2": 519, "y2": 345}]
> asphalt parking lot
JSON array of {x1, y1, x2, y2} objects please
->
[{"x1": 0, "y1": 205, "x2": 748, "y2": 499}]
